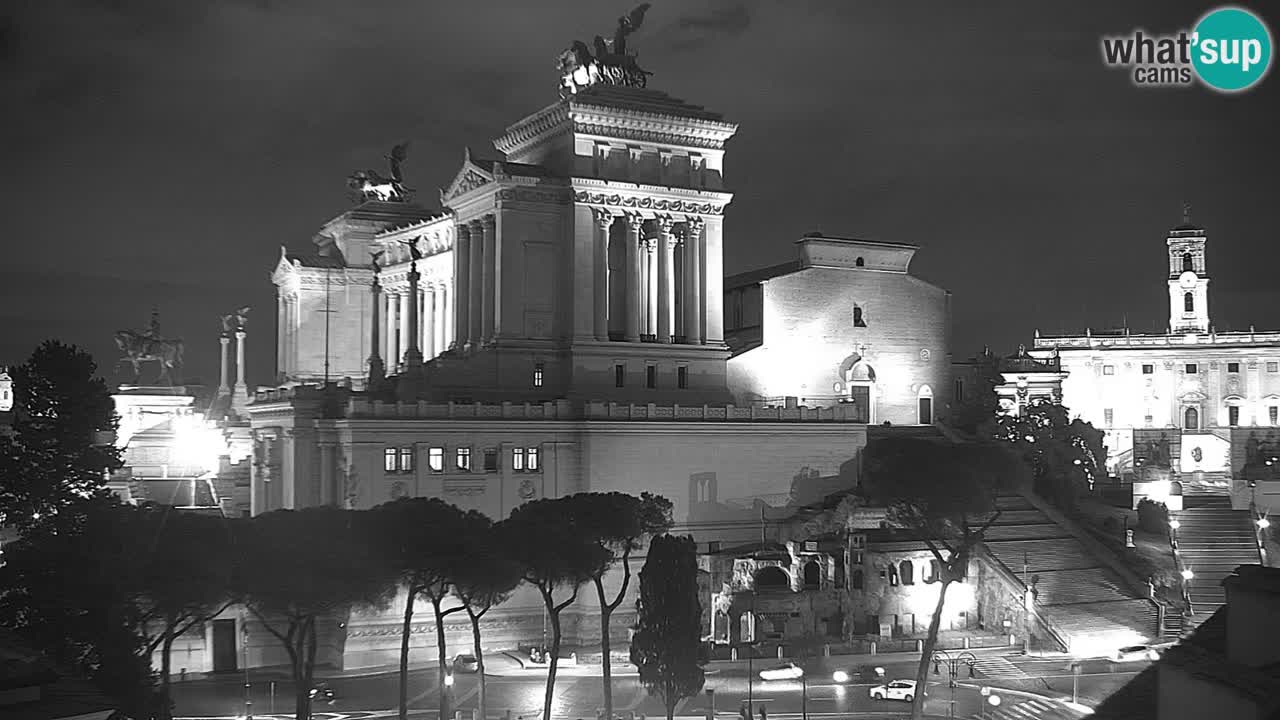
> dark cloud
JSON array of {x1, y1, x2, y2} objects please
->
[{"x1": 660, "y1": 1, "x2": 753, "y2": 51}]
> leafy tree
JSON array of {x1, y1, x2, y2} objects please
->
[
  {"x1": 569, "y1": 492, "x2": 673, "y2": 720},
  {"x1": 236, "y1": 507, "x2": 397, "y2": 720},
  {"x1": 860, "y1": 437, "x2": 1024, "y2": 720},
  {"x1": 0, "y1": 340, "x2": 121, "y2": 531},
  {"x1": 0, "y1": 495, "x2": 160, "y2": 717},
  {"x1": 374, "y1": 498, "x2": 475, "y2": 720},
  {"x1": 630, "y1": 534, "x2": 705, "y2": 720},
  {"x1": 993, "y1": 399, "x2": 1106, "y2": 511},
  {"x1": 504, "y1": 497, "x2": 609, "y2": 720},
  {"x1": 452, "y1": 514, "x2": 523, "y2": 720},
  {"x1": 123, "y1": 505, "x2": 238, "y2": 720}
]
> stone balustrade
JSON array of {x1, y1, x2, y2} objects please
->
[{"x1": 1035, "y1": 330, "x2": 1280, "y2": 350}]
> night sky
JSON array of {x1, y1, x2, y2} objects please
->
[{"x1": 2, "y1": 1, "x2": 1278, "y2": 389}]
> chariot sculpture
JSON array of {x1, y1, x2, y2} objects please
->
[{"x1": 558, "y1": 4, "x2": 654, "y2": 97}]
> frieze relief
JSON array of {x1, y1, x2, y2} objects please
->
[
  {"x1": 572, "y1": 122, "x2": 729, "y2": 150},
  {"x1": 497, "y1": 188, "x2": 571, "y2": 205},
  {"x1": 573, "y1": 190, "x2": 724, "y2": 215}
]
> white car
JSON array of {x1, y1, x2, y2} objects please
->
[
  {"x1": 759, "y1": 663, "x2": 804, "y2": 681},
  {"x1": 869, "y1": 679, "x2": 918, "y2": 702},
  {"x1": 1113, "y1": 645, "x2": 1159, "y2": 662}
]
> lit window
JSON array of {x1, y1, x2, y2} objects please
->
[
  {"x1": 527, "y1": 446, "x2": 539, "y2": 471},
  {"x1": 384, "y1": 448, "x2": 397, "y2": 473},
  {"x1": 646, "y1": 365, "x2": 656, "y2": 389},
  {"x1": 1185, "y1": 363, "x2": 1198, "y2": 374},
  {"x1": 398, "y1": 447, "x2": 414, "y2": 472},
  {"x1": 456, "y1": 447, "x2": 472, "y2": 472},
  {"x1": 533, "y1": 362, "x2": 544, "y2": 388},
  {"x1": 428, "y1": 447, "x2": 444, "y2": 473},
  {"x1": 1103, "y1": 365, "x2": 1114, "y2": 375},
  {"x1": 678, "y1": 366, "x2": 688, "y2": 389},
  {"x1": 513, "y1": 448, "x2": 525, "y2": 472},
  {"x1": 1142, "y1": 364, "x2": 1154, "y2": 374},
  {"x1": 1228, "y1": 362, "x2": 1240, "y2": 373},
  {"x1": 615, "y1": 364, "x2": 625, "y2": 387},
  {"x1": 483, "y1": 449, "x2": 498, "y2": 472}
]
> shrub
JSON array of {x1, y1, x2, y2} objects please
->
[{"x1": 1137, "y1": 498, "x2": 1169, "y2": 534}]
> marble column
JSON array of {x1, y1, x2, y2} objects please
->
[
  {"x1": 218, "y1": 335, "x2": 231, "y2": 395},
  {"x1": 403, "y1": 262, "x2": 422, "y2": 369},
  {"x1": 625, "y1": 214, "x2": 642, "y2": 342},
  {"x1": 645, "y1": 239, "x2": 658, "y2": 337},
  {"x1": 468, "y1": 219, "x2": 484, "y2": 346},
  {"x1": 398, "y1": 290, "x2": 412, "y2": 369},
  {"x1": 385, "y1": 291, "x2": 399, "y2": 368},
  {"x1": 481, "y1": 214, "x2": 497, "y2": 342},
  {"x1": 593, "y1": 209, "x2": 613, "y2": 341},
  {"x1": 684, "y1": 218, "x2": 704, "y2": 345},
  {"x1": 275, "y1": 294, "x2": 286, "y2": 379},
  {"x1": 232, "y1": 330, "x2": 249, "y2": 409},
  {"x1": 703, "y1": 218, "x2": 724, "y2": 344},
  {"x1": 368, "y1": 274, "x2": 385, "y2": 387},
  {"x1": 454, "y1": 225, "x2": 472, "y2": 349},
  {"x1": 657, "y1": 217, "x2": 676, "y2": 343},
  {"x1": 439, "y1": 285, "x2": 450, "y2": 352},
  {"x1": 424, "y1": 286, "x2": 436, "y2": 358}
]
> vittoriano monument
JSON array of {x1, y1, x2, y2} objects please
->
[
  {"x1": 115, "y1": 309, "x2": 185, "y2": 385},
  {"x1": 347, "y1": 141, "x2": 412, "y2": 203},
  {"x1": 558, "y1": 3, "x2": 653, "y2": 97}
]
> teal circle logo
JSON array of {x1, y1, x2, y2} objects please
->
[{"x1": 1192, "y1": 6, "x2": 1273, "y2": 92}]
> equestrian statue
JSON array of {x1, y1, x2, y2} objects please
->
[
  {"x1": 115, "y1": 310, "x2": 185, "y2": 385},
  {"x1": 348, "y1": 142, "x2": 412, "y2": 203}
]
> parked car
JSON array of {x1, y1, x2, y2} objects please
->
[
  {"x1": 759, "y1": 663, "x2": 804, "y2": 681},
  {"x1": 869, "y1": 679, "x2": 918, "y2": 702},
  {"x1": 454, "y1": 654, "x2": 480, "y2": 673},
  {"x1": 1113, "y1": 645, "x2": 1160, "y2": 662}
]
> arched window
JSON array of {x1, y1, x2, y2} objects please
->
[
  {"x1": 899, "y1": 560, "x2": 914, "y2": 585},
  {"x1": 851, "y1": 569, "x2": 864, "y2": 590},
  {"x1": 754, "y1": 566, "x2": 789, "y2": 589},
  {"x1": 1184, "y1": 292, "x2": 1194, "y2": 313},
  {"x1": 803, "y1": 560, "x2": 821, "y2": 589},
  {"x1": 926, "y1": 559, "x2": 941, "y2": 583},
  {"x1": 1183, "y1": 252, "x2": 1194, "y2": 272},
  {"x1": 855, "y1": 257, "x2": 865, "y2": 267},
  {"x1": 853, "y1": 306, "x2": 867, "y2": 328},
  {"x1": 1184, "y1": 406, "x2": 1199, "y2": 430}
]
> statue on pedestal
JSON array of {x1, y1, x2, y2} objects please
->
[
  {"x1": 348, "y1": 142, "x2": 412, "y2": 203},
  {"x1": 558, "y1": 4, "x2": 654, "y2": 97},
  {"x1": 115, "y1": 309, "x2": 184, "y2": 385}
]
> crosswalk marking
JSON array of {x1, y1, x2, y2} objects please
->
[
  {"x1": 972, "y1": 655, "x2": 1032, "y2": 680},
  {"x1": 984, "y1": 698, "x2": 1065, "y2": 719}
]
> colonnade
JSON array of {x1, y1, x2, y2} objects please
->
[{"x1": 380, "y1": 281, "x2": 453, "y2": 371}]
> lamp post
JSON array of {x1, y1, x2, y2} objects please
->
[
  {"x1": 931, "y1": 650, "x2": 977, "y2": 719},
  {"x1": 800, "y1": 671, "x2": 808, "y2": 720},
  {"x1": 1256, "y1": 515, "x2": 1270, "y2": 550},
  {"x1": 242, "y1": 622, "x2": 252, "y2": 720}
]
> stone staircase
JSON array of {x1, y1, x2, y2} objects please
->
[
  {"x1": 982, "y1": 495, "x2": 1157, "y2": 653},
  {"x1": 1175, "y1": 489, "x2": 1261, "y2": 629}
]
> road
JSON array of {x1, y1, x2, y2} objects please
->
[{"x1": 171, "y1": 652, "x2": 1150, "y2": 720}]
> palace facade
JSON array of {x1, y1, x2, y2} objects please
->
[{"x1": 1030, "y1": 213, "x2": 1280, "y2": 513}]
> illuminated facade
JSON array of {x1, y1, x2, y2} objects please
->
[{"x1": 1031, "y1": 213, "x2": 1280, "y2": 512}]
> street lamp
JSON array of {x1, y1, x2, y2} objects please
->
[
  {"x1": 242, "y1": 621, "x2": 252, "y2": 720},
  {"x1": 1181, "y1": 568, "x2": 1194, "y2": 581},
  {"x1": 931, "y1": 650, "x2": 977, "y2": 718}
]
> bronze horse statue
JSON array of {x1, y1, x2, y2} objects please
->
[{"x1": 114, "y1": 330, "x2": 184, "y2": 385}]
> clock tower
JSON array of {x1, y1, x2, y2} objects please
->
[{"x1": 1167, "y1": 203, "x2": 1210, "y2": 334}]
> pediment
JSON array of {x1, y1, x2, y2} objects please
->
[
  {"x1": 441, "y1": 149, "x2": 495, "y2": 204},
  {"x1": 1178, "y1": 390, "x2": 1208, "y2": 402}
]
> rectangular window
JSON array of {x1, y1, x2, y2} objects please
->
[
  {"x1": 513, "y1": 447, "x2": 525, "y2": 472},
  {"x1": 1269, "y1": 362, "x2": 1279, "y2": 373},
  {"x1": 384, "y1": 448, "x2": 398, "y2": 473},
  {"x1": 428, "y1": 447, "x2": 444, "y2": 473},
  {"x1": 456, "y1": 447, "x2": 472, "y2": 472},
  {"x1": 1228, "y1": 406, "x2": 1240, "y2": 427},
  {"x1": 1271, "y1": 406, "x2": 1278, "y2": 425},
  {"x1": 615, "y1": 363, "x2": 625, "y2": 387},
  {"x1": 533, "y1": 362, "x2": 544, "y2": 388},
  {"x1": 646, "y1": 365, "x2": 656, "y2": 389},
  {"x1": 1103, "y1": 365, "x2": 1115, "y2": 376},
  {"x1": 398, "y1": 447, "x2": 414, "y2": 472},
  {"x1": 953, "y1": 378, "x2": 964, "y2": 402},
  {"x1": 483, "y1": 449, "x2": 498, "y2": 472},
  {"x1": 1104, "y1": 408, "x2": 1114, "y2": 426},
  {"x1": 1185, "y1": 363, "x2": 1198, "y2": 374},
  {"x1": 1142, "y1": 364, "x2": 1154, "y2": 374},
  {"x1": 1228, "y1": 362, "x2": 1241, "y2": 374},
  {"x1": 678, "y1": 366, "x2": 689, "y2": 389},
  {"x1": 527, "y1": 446, "x2": 540, "y2": 471}
]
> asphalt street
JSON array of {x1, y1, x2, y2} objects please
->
[{"x1": 171, "y1": 652, "x2": 1144, "y2": 720}]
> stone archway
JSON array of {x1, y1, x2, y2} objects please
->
[
  {"x1": 754, "y1": 566, "x2": 789, "y2": 589},
  {"x1": 837, "y1": 352, "x2": 876, "y2": 423}
]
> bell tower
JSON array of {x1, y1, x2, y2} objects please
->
[{"x1": 1167, "y1": 203, "x2": 1210, "y2": 334}]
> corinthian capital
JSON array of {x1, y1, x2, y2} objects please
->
[
  {"x1": 656, "y1": 215, "x2": 676, "y2": 236},
  {"x1": 592, "y1": 207, "x2": 615, "y2": 230}
]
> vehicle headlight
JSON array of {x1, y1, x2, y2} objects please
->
[{"x1": 832, "y1": 670, "x2": 850, "y2": 683}]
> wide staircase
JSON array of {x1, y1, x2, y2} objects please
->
[
  {"x1": 1174, "y1": 481, "x2": 1261, "y2": 629},
  {"x1": 981, "y1": 495, "x2": 1157, "y2": 653}
]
